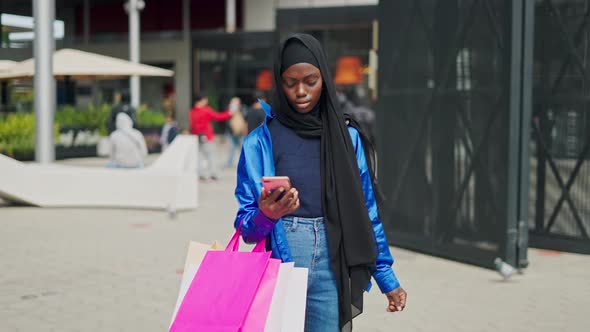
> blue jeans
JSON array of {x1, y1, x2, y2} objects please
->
[
  {"x1": 225, "y1": 134, "x2": 242, "y2": 167},
  {"x1": 106, "y1": 160, "x2": 144, "y2": 168},
  {"x1": 198, "y1": 137, "x2": 219, "y2": 179},
  {"x1": 283, "y1": 216, "x2": 339, "y2": 332}
]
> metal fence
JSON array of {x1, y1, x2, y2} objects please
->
[
  {"x1": 530, "y1": 0, "x2": 590, "y2": 254},
  {"x1": 376, "y1": 0, "x2": 532, "y2": 269}
]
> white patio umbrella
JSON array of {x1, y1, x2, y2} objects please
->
[
  {"x1": 0, "y1": 60, "x2": 17, "y2": 72},
  {"x1": 0, "y1": 49, "x2": 173, "y2": 80}
]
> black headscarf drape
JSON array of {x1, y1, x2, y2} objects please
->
[{"x1": 271, "y1": 33, "x2": 383, "y2": 331}]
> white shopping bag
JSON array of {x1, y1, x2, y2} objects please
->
[
  {"x1": 169, "y1": 241, "x2": 221, "y2": 328},
  {"x1": 281, "y1": 267, "x2": 309, "y2": 332},
  {"x1": 264, "y1": 263, "x2": 309, "y2": 332},
  {"x1": 264, "y1": 262, "x2": 295, "y2": 331}
]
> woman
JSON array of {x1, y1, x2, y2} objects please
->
[{"x1": 234, "y1": 34, "x2": 407, "y2": 331}]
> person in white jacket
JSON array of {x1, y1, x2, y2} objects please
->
[{"x1": 108, "y1": 112, "x2": 148, "y2": 168}]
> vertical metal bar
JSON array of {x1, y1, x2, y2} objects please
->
[
  {"x1": 535, "y1": 118, "x2": 547, "y2": 232},
  {"x1": 1, "y1": 16, "x2": 4, "y2": 48},
  {"x1": 431, "y1": 0, "x2": 458, "y2": 241},
  {"x1": 517, "y1": 0, "x2": 534, "y2": 269},
  {"x1": 83, "y1": 0, "x2": 90, "y2": 44},
  {"x1": 504, "y1": 0, "x2": 524, "y2": 267},
  {"x1": 193, "y1": 48, "x2": 199, "y2": 98},
  {"x1": 184, "y1": 0, "x2": 192, "y2": 129},
  {"x1": 228, "y1": 51, "x2": 237, "y2": 102},
  {"x1": 128, "y1": 0, "x2": 141, "y2": 108},
  {"x1": 226, "y1": 0, "x2": 236, "y2": 33},
  {"x1": 33, "y1": 0, "x2": 56, "y2": 163},
  {"x1": 183, "y1": 0, "x2": 190, "y2": 42},
  {"x1": 535, "y1": 30, "x2": 550, "y2": 234}
]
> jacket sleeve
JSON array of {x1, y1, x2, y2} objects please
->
[
  {"x1": 168, "y1": 126, "x2": 178, "y2": 144},
  {"x1": 351, "y1": 128, "x2": 401, "y2": 294},
  {"x1": 207, "y1": 106, "x2": 232, "y2": 122},
  {"x1": 189, "y1": 109, "x2": 196, "y2": 134},
  {"x1": 234, "y1": 139, "x2": 277, "y2": 243}
]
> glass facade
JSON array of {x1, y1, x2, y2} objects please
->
[{"x1": 195, "y1": 46, "x2": 274, "y2": 110}]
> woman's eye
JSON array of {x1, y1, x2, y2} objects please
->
[{"x1": 307, "y1": 80, "x2": 318, "y2": 86}]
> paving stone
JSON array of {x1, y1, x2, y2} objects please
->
[{"x1": 1, "y1": 154, "x2": 588, "y2": 331}]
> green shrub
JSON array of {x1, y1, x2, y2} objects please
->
[
  {"x1": 54, "y1": 104, "x2": 110, "y2": 135},
  {"x1": 136, "y1": 106, "x2": 166, "y2": 127},
  {"x1": 0, "y1": 104, "x2": 164, "y2": 158},
  {"x1": 0, "y1": 112, "x2": 59, "y2": 158}
]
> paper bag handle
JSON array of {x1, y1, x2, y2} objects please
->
[
  {"x1": 252, "y1": 238, "x2": 267, "y2": 252},
  {"x1": 226, "y1": 219, "x2": 267, "y2": 252}
]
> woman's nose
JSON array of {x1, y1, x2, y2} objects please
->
[{"x1": 295, "y1": 83, "x2": 306, "y2": 97}]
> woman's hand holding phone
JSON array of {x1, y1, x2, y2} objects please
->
[{"x1": 259, "y1": 186, "x2": 300, "y2": 220}]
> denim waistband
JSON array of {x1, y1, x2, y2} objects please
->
[{"x1": 282, "y1": 216, "x2": 324, "y2": 224}]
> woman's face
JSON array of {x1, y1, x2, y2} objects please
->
[{"x1": 281, "y1": 63, "x2": 323, "y2": 114}]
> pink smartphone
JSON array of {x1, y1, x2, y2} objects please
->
[{"x1": 262, "y1": 176, "x2": 292, "y2": 193}]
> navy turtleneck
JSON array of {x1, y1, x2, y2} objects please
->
[{"x1": 268, "y1": 104, "x2": 322, "y2": 218}]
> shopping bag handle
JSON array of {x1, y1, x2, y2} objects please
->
[
  {"x1": 226, "y1": 228, "x2": 241, "y2": 252},
  {"x1": 226, "y1": 219, "x2": 267, "y2": 252},
  {"x1": 252, "y1": 238, "x2": 267, "y2": 252}
]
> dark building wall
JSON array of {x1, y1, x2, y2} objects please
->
[{"x1": 71, "y1": 0, "x2": 244, "y2": 35}]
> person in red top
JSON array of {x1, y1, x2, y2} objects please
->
[{"x1": 190, "y1": 95, "x2": 235, "y2": 181}]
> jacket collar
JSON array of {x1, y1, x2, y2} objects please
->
[{"x1": 258, "y1": 99, "x2": 274, "y2": 118}]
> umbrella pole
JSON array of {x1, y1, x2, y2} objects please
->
[
  {"x1": 64, "y1": 75, "x2": 75, "y2": 105},
  {"x1": 92, "y1": 79, "x2": 99, "y2": 106}
]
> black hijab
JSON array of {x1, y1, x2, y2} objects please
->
[{"x1": 271, "y1": 34, "x2": 382, "y2": 331}]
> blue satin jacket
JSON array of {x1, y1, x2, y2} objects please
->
[{"x1": 233, "y1": 101, "x2": 400, "y2": 293}]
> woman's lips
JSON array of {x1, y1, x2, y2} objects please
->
[{"x1": 296, "y1": 101, "x2": 311, "y2": 109}]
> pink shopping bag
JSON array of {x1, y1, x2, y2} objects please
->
[
  {"x1": 170, "y1": 223, "x2": 280, "y2": 332},
  {"x1": 242, "y1": 255, "x2": 280, "y2": 331}
]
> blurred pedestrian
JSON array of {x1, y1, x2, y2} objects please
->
[
  {"x1": 108, "y1": 112, "x2": 147, "y2": 168},
  {"x1": 225, "y1": 97, "x2": 247, "y2": 168},
  {"x1": 245, "y1": 92, "x2": 267, "y2": 134},
  {"x1": 233, "y1": 34, "x2": 406, "y2": 331},
  {"x1": 107, "y1": 90, "x2": 136, "y2": 134},
  {"x1": 160, "y1": 114, "x2": 179, "y2": 152},
  {"x1": 189, "y1": 94, "x2": 234, "y2": 181}
]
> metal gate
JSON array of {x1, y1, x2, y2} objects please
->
[
  {"x1": 376, "y1": 0, "x2": 532, "y2": 268},
  {"x1": 530, "y1": 0, "x2": 590, "y2": 254}
]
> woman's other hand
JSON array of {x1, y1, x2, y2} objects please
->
[
  {"x1": 385, "y1": 287, "x2": 407, "y2": 313},
  {"x1": 259, "y1": 187, "x2": 300, "y2": 220}
]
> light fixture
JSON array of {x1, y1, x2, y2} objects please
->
[
  {"x1": 334, "y1": 56, "x2": 364, "y2": 85},
  {"x1": 256, "y1": 69, "x2": 273, "y2": 91},
  {"x1": 1, "y1": 13, "x2": 65, "y2": 41}
]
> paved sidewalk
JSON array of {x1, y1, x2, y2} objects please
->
[{"x1": 0, "y1": 156, "x2": 588, "y2": 332}]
